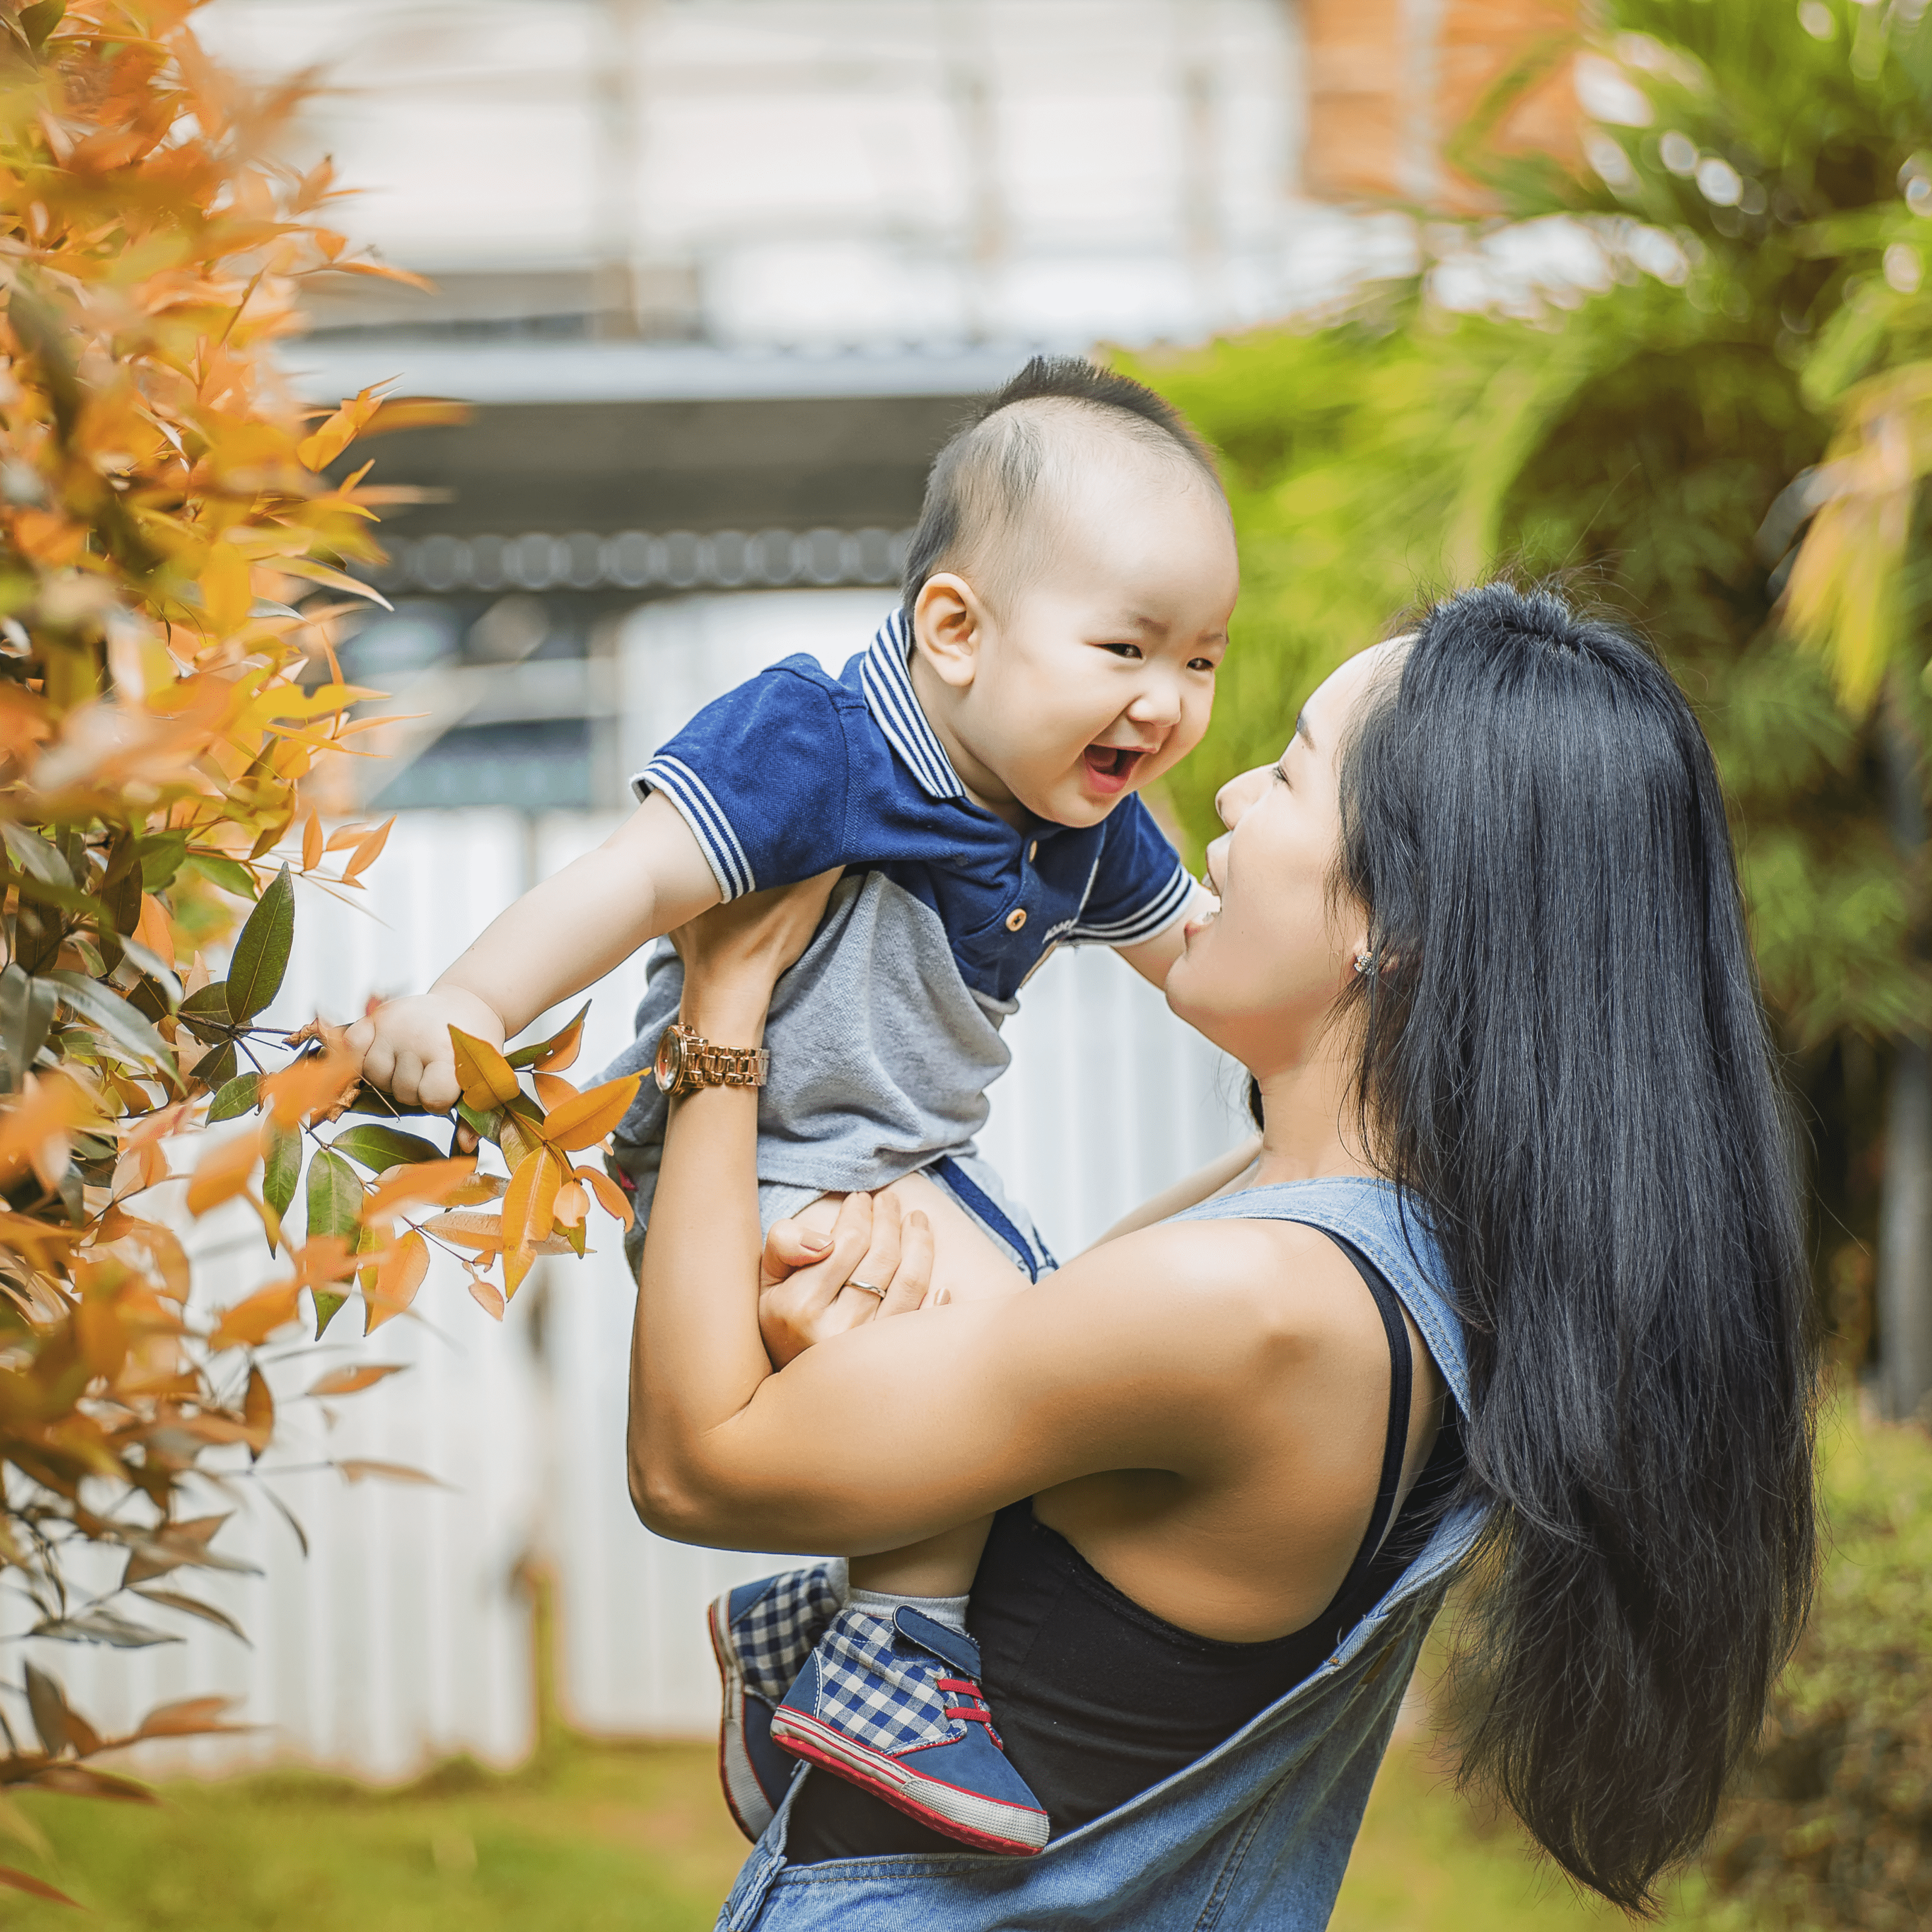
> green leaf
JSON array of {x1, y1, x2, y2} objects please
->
[
  {"x1": 2, "y1": 823, "x2": 72, "y2": 891},
  {"x1": 21, "y1": 3, "x2": 68, "y2": 55},
  {"x1": 456, "y1": 1098, "x2": 501, "y2": 1140},
  {"x1": 177, "y1": 981, "x2": 234, "y2": 1044},
  {"x1": 194, "y1": 1040, "x2": 238, "y2": 1091},
  {"x1": 226, "y1": 863, "x2": 293, "y2": 1023},
  {"x1": 0, "y1": 965, "x2": 57, "y2": 1090},
  {"x1": 137, "y1": 830, "x2": 188, "y2": 892},
  {"x1": 47, "y1": 971, "x2": 171, "y2": 1070},
  {"x1": 312, "y1": 1290, "x2": 349, "y2": 1339},
  {"x1": 182, "y1": 851, "x2": 258, "y2": 899},
  {"x1": 304, "y1": 1148, "x2": 360, "y2": 1244},
  {"x1": 206, "y1": 1072, "x2": 260, "y2": 1122},
  {"x1": 327, "y1": 1123, "x2": 447, "y2": 1171},
  {"x1": 263, "y1": 1125, "x2": 302, "y2": 1220}
]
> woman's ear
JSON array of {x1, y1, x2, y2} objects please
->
[{"x1": 913, "y1": 572, "x2": 987, "y2": 690}]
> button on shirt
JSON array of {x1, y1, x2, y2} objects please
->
[{"x1": 601, "y1": 612, "x2": 1193, "y2": 1233}]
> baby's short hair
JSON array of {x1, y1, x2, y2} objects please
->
[{"x1": 899, "y1": 356, "x2": 1225, "y2": 635}]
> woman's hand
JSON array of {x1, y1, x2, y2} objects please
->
[
  {"x1": 759, "y1": 1191, "x2": 937, "y2": 1367},
  {"x1": 668, "y1": 867, "x2": 842, "y2": 1028}
]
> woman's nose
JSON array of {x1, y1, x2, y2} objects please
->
[{"x1": 1214, "y1": 765, "x2": 1266, "y2": 828}]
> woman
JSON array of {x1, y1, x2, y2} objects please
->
[{"x1": 629, "y1": 583, "x2": 1817, "y2": 1929}]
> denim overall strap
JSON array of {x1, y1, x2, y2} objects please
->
[{"x1": 719, "y1": 1176, "x2": 1485, "y2": 1932}]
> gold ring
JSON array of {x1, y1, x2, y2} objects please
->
[{"x1": 848, "y1": 1279, "x2": 886, "y2": 1298}]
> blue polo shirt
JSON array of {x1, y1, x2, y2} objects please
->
[
  {"x1": 639, "y1": 611, "x2": 1191, "y2": 1001},
  {"x1": 602, "y1": 610, "x2": 1195, "y2": 1253}
]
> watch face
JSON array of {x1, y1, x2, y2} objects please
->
[{"x1": 653, "y1": 1026, "x2": 683, "y2": 1094}]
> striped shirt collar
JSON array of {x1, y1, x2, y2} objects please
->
[{"x1": 860, "y1": 611, "x2": 969, "y2": 802}]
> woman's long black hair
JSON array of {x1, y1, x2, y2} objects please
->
[{"x1": 1330, "y1": 584, "x2": 1817, "y2": 1911}]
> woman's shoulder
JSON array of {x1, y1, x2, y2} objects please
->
[{"x1": 1067, "y1": 1211, "x2": 1392, "y2": 1365}]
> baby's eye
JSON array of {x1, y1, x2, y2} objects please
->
[
  {"x1": 1101, "y1": 642, "x2": 1143, "y2": 660},
  {"x1": 1188, "y1": 656, "x2": 1217, "y2": 673}
]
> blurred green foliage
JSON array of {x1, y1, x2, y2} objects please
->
[
  {"x1": 1697, "y1": 1408, "x2": 1932, "y2": 1930},
  {"x1": 1127, "y1": 0, "x2": 1932, "y2": 1332}
]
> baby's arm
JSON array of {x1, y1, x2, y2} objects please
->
[
  {"x1": 1112, "y1": 879, "x2": 1217, "y2": 990},
  {"x1": 346, "y1": 792, "x2": 720, "y2": 1111}
]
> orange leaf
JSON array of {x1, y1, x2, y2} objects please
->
[
  {"x1": 135, "y1": 1695, "x2": 242, "y2": 1739},
  {"x1": 341, "y1": 813, "x2": 394, "y2": 881},
  {"x1": 0, "y1": 1866, "x2": 80, "y2": 1905},
  {"x1": 297, "y1": 384, "x2": 386, "y2": 472},
  {"x1": 209, "y1": 1281, "x2": 300, "y2": 1350},
  {"x1": 553, "y1": 1180, "x2": 588, "y2": 1229},
  {"x1": 199, "y1": 541, "x2": 252, "y2": 639},
  {"x1": 467, "y1": 1272, "x2": 505, "y2": 1320},
  {"x1": 301, "y1": 808, "x2": 322, "y2": 871},
  {"x1": 307, "y1": 1363, "x2": 406, "y2": 1398},
  {"x1": 135, "y1": 892, "x2": 175, "y2": 969},
  {"x1": 336, "y1": 1459, "x2": 448, "y2": 1486},
  {"x1": 259, "y1": 1046, "x2": 359, "y2": 1128},
  {"x1": 360, "y1": 1156, "x2": 476, "y2": 1224},
  {"x1": 575, "y1": 1164, "x2": 635, "y2": 1230},
  {"x1": 538, "y1": 1074, "x2": 641, "y2": 1153},
  {"x1": 184, "y1": 1131, "x2": 259, "y2": 1217},
  {"x1": 532, "y1": 1071, "x2": 578, "y2": 1111},
  {"x1": 448, "y1": 1028, "x2": 519, "y2": 1112},
  {"x1": 534, "y1": 1006, "x2": 587, "y2": 1073},
  {"x1": 242, "y1": 1364, "x2": 273, "y2": 1458},
  {"x1": 420, "y1": 1208, "x2": 505, "y2": 1252},
  {"x1": 365, "y1": 1228, "x2": 429, "y2": 1334},
  {"x1": 501, "y1": 1147, "x2": 565, "y2": 1297},
  {"x1": 324, "y1": 822, "x2": 374, "y2": 852}
]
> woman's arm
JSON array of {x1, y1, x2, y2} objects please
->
[{"x1": 627, "y1": 885, "x2": 1323, "y2": 1558}]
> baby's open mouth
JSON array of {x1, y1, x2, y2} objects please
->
[{"x1": 1083, "y1": 744, "x2": 1146, "y2": 787}]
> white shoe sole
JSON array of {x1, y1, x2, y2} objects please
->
[
  {"x1": 708, "y1": 1591, "x2": 775, "y2": 1843},
  {"x1": 770, "y1": 1706, "x2": 1049, "y2": 1856}
]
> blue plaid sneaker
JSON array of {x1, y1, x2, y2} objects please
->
[
  {"x1": 707, "y1": 1564, "x2": 843, "y2": 1841},
  {"x1": 770, "y1": 1604, "x2": 1050, "y2": 1855}
]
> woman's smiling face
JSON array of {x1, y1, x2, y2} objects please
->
[{"x1": 1165, "y1": 641, "x2": 1406, "y2": 1074}]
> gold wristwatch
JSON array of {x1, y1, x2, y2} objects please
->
[{"x1": 653, "y1": 1021, "x2": 770, "y2": 1096}]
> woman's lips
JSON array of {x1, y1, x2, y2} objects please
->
[{"x1": 1082, "y1": 744, "x2": 1146, "y2": 794}]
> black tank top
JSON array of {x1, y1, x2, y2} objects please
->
[{"x1": 785, "y1": 1233, "x2": 1467, "y2": 1864}]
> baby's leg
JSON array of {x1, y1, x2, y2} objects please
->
[{"x1": 793, "y1": 1172, "x2": 1032, "y2": 1593}]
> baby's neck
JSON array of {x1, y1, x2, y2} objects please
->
[{"x1": 908, "y1": 651, "x2": 1030, "y2": 830}]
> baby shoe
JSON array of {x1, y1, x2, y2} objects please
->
[
  {"x1": 769, "y1": 1604, "x2": 1051, "y2": 1856},
  {"x1": 708, "y1": 1563, "x2": 843, "y2": 1841}
]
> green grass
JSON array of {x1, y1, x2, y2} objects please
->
[
  {"x1": 0, "y1": 1733, "x2": 1702, "y2": 1929},
  {"x1": 0, "y1": 1742, "x2": 748, "y2": 1931}
]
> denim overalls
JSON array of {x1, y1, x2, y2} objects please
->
[{"x1": 717, "y1": 1177, "x2": 1486, "y2": 1931}]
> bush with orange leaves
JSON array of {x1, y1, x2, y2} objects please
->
[{"x1": 0, "y1": 1, "x2": 632, "y2": 1901}]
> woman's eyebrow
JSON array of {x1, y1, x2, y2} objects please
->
[{"x1": 1295, "y1": 710, "x2": 1316, "y2": 751}]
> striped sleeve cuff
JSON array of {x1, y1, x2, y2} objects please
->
[
  {"x1": 633, "y1": 755, "x2": 755, "y2": 901},
  {"x1": 1069, "y1": 863, "x2": 1196, "y2": 947}
]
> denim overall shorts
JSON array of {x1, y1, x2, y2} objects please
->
[{"x1": 715, "y1": 1176, "x2": 1486, "y2": 1931}]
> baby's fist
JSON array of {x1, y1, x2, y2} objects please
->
[{"x1": 344, "y1": 987, "x2": 504, "y2": 1115}]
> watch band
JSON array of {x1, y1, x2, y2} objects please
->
[
  {"x1": 687, "y1": 1040, "x2": 770, "y2": 1089},
  {"x1": 654, "y1": 1021, "x2": 769, "y2": 1096}
]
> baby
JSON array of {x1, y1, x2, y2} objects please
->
[{"x1": 347, "y1": 356, "x2": 1238, "y2": 1853}]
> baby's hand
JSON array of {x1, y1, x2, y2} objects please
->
[{"x1": 342, "y1": 986, "x2": 505, "y2": 1115}]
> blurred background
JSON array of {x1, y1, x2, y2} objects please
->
[{"x1": 18, "y1": 2, "x2": 1932, "y2": 1927}]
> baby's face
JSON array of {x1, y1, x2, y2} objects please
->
[{"x1": 927, "y1": 465, "x2": 1238, "y2": 829}]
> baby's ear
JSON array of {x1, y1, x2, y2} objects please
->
[{"x1": 912, "y1": 572, "x2": 986, "y2": 689}]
